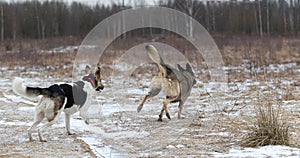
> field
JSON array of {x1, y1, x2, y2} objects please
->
[{"x1": 0, "y1": 36, "x2": 299, "y2": 157}]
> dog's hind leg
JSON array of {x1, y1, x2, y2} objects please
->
[
  {"x1": 38, "y1": 97, "x2": 67, "y2": 142},
  {"x1": 178, "y1": 101, "x2": 184, "y2": 119},
  {"x1": 158, "y1": 107, "x2": 164, "y2": 121},
  {"x1": 158, "y1": 99, "x2": 172, "y2": 121},
  {"x1": 28, "y1": 111, "x2": 44, "y2": 141},
  {"x1": 37, "y1": 118, "x2": 57, "y2": 142},
  {"x1": 38, "y1": 108, "x2": 64, "y2": 142}
]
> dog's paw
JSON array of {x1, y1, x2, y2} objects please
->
[
  {"x1": 177, "y1": 114, "x2": 185, "y2": 119},
  {"x1": 67, "y1": 131, "x2": 74, "y2": 135},
  {"x1": 137, "y1": 104, "x2": 143, "y2": 112},
  {"x1": 157, "y1": 118, "x2": 163, "y2": 122},
  {"x1": 84, "y1": 119, "x2": 90, "y2": 125},
  {"x1": 39, "y1": 139, "x2": 47, "y2": 142}
]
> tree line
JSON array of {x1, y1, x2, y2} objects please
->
[
  {"x1": 0, "y1": 0, "x2": 299, "y2": 40},
  {"x1": 166, "y1": 0, "x2": 300, "y2": 36}
]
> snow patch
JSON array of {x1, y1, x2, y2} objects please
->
[
  {"x1": 176, "y1": 144, "x2": 185, "y2": 148},
  {"x1": 4, "y1": 94, "x2": 36, "y2": 105},
  {"x1": 17, "y1": 106, "x2": 35, "y2": 112},
  {"x1": 212, "y1": 145, "x2": 300, "y2": 158},
  {"x1": 206, "y1": 132, "x2": 230, "y2": 137},
  {"x1": 78, "y1": 136, "x2": 127, "y2": 158},
  {"x1": 0, "y1": 120, "x2": 31, "y2": 126},
  {"x1": 0, "y1": 97, "x2": 10, "y2": 103}
]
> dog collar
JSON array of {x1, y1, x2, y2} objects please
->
[{"x1": 85, "y1": 77, "x2": 95, "y2": 88}]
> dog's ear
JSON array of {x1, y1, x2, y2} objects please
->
[
  {"x1": 85, "y1": 65, "x2": 91, "y2": 74},
  {"x1": 95, "y1": 66, "x2": 101, "y2": 78},
  {"x1": 177, "y1": 64, "x2": 185, "y2": 72},
  {"x1": 186, "y1": 63, "x2": 194, "y2": 75},
  {"x1": 97, "y1": 64, "x2": 101, "y2": 70}
]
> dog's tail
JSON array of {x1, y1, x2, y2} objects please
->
[
  {"x1": 12, "y1": 78, "x2": 51, "y2": 99},
  {"x1": 145, "y1": 45, "x2": 165, "y2": 65},
  {"x1": 146, "y1": 44, "x2": 169, "y2": 74}
]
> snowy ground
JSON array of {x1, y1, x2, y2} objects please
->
[{"x1": 0, "y1": 63, "x2": 299, "y2": 157}]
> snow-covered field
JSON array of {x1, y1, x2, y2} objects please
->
[{"x1": 0, "y1": 62, "x2": 299, "y2": 157}]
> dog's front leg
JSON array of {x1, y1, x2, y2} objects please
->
[
  {"x1": 65, "y1": 113, "x2": 73, "y2": 135},
  {"x1": 137, "y1": 76, "x2": 162, "y2": 112},
  {"x1": 164, "y1": 99, "x2": 171, "y2": 120},
  {"x1": 137, "y1": 94, "x2": 149, "y2": 112}
]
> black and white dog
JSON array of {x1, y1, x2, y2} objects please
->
[{"x1": 12, "y1": 66, "x2": 104, "y2": 142}]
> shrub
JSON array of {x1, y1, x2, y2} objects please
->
[{"x1": 241, "y1": 94, "x2": 289, "y2": 147}]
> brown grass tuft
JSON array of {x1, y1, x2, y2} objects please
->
[{"x1": 241, "y1": 94, "x2": 289, "y2": 147}]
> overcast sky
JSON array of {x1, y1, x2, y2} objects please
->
[{"x1": 4, "y1": 0, "x2": 159, "y2": 6}]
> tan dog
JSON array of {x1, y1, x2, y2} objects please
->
[{"x1": 137, "y1": 45, "x2": 196, "y2": 121}]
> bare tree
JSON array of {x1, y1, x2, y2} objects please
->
[
  {"x1": 253, "y1": 1, "x2": 259, "y2": 35},
  {"x1": 258, "y1": 0, "x2": 263, "y2": 36},
  {"x1": 12, "y1": 4, "x2": 17, "y2": 41},
  {"x1": 187, "y1": 0, "x2": 194, "y2": 37},
  {"x1": 54, "y1": 2, "x2": 59, "y2": 37},
  {"x1": 296, "y1": 0, "x2": 300, "y2": 31},
  {"x1": 289, "y1": 0, "x2": 294, "y2": 33},
  {"x1": 266, "y1": 0, "x2": 270, "y2": 35},
  {"x1": 35, "y1": 1, "x2": 41, "y2": 39},
  {"x1": 0, "y1": 0, "x2": 298, "y2": 40},
  {"x1": 206, "y1": 1, "x2": 210, "y2": 32},
  {"x1": 281, "y1": 0, "x2": 288, "y2": 34},
  {"x1": 0, "y1": 4, "x2": 4, "y2": 41},
  {"x1": 41, "y1": 20, "x2": 45, "y2": 39},
  {"x1": 173, "y1": 0, "x2": 201, "y2": 38},
  {"x1": 211, "y1": 1, "x2": 216, "y2": 32},
  {"x1": 121, "y1": 0, "x2": 126, "y2": 39}
]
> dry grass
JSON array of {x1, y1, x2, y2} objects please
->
[
  {"x1": 241, "y1": 94, "x2": 289, "y2": 147},
  {"x1": 216, "y1": 36, "x2": 300, "y2": 69},
  {"x1": 1, "y1": 35, "x2": 299, "y2": 68},
  {"x1": 0, "y1": 36, "x2": 81, "y2": 52}
]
